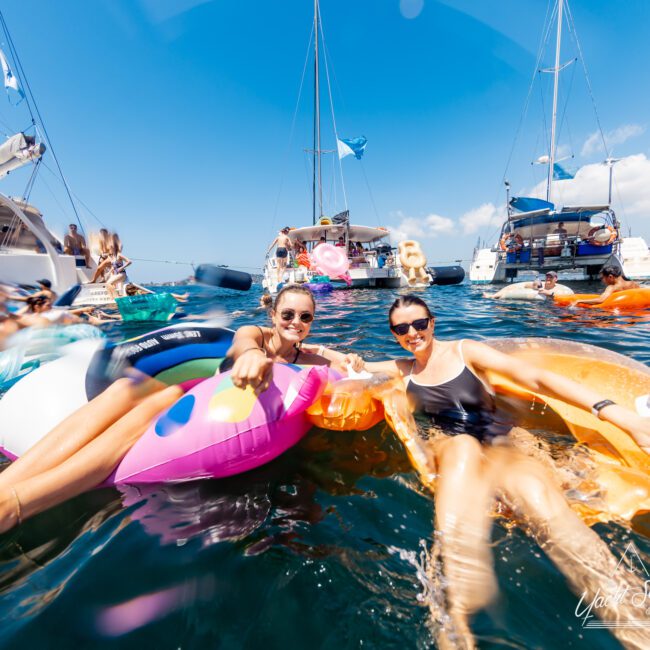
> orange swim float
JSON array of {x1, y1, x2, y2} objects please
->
[{"x1": 554, "y1": 288, "x2": 650, "y2": 310}]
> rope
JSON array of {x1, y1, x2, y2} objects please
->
[
  {"x1": 269, "y1": 23, "x2": 314, "y2": 240},
  {"x1": 0, "y1": 10, "x2": 85, "y2": 235},
  {"x1": 564, "y1": 1, "x2": 609, "y2": 158},
  {"x1": 318, "y1": 5, "x2": 348, "y2": 212}
]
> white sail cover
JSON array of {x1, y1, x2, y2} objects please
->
[{"x1": 0, "y1": 133, "x2": 46, "y2": 179}]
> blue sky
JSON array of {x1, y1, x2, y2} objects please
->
[{"x1": 1, "y1": 0, "x2": 649, "y2": 282}]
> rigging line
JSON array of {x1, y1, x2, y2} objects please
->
[
  {"x1": 538, "y1": 71, "x2": 550, "y2": 167},
  {"x1": 564, "y1": 1, "x2": 609, "y2": 158},
  {"x1": 270, "y1": 23, "x2": 315, "y2": 238},
  {"x1": 500, "y1": 0, "x2": 556, "y2": 185},
  {"x1": 480, "y1": 0, "x2": 556, "y2": 243},
  {"x1": 22, "y1": 158, "x2": 40, "y2": 201},
  {"x1": 39, "y1": 160, "x2": 107, "y2": 228},
  {"x1": 0, "y1": 15, "x2": 36, "y2": 126},
  {"x1": 556, "y1": 59, "x2": 577, "y2": 155},
  {"x1": 358, "y1": 160, "x2": 381, "y2": 225},
  {"x1": 0, "y1": 10, "x2": 84, "y2": 233},
  {"x1": 317, "y1": 5, "x2": 348, "y2": 212}
]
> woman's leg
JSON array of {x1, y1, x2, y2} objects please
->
[
  {"x1": 0, "y1": 384, "x2": 182, "y2": 532},
  {"x1": 494, "y1": 446, "x2": 650, "y2": 649},
  {"x1": 0, "y1": 378, "x2": 155, "y2": 489},
  {"x1": 429, "y1": 434, "x2": 498, "y2": 649}
]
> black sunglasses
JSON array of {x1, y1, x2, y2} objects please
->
[
  {"x1": 279, "y1": 309, "x2": 314, "y2": 324},
  {"x1": 390, "y1": 317, "x2": 431, "y2": 336}
]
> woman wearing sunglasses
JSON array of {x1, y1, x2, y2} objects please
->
[
  {"x1": 225, "y1": 284, "x2": 362, "y2": 392},
  {"x1": 363, "y1": 294, "x2": 650, "y2": 647}
]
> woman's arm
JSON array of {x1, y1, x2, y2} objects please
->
[
  {"x1": 464, "y1": 340, "x2": 650, "y2": 449},
  {"x1": 226, "y1": 325, "x2": 273, "y2": 391},
  {"x1": 119, "y1": 254, "x2": 132, "y2": 270},
  {"x1": 300, "y1": 343, "x2": 364, "y2": 372},
  {"x1": 266, "y1": 237, "x2": 278, "y2": 254}
]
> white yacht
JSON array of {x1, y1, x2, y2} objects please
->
[
  {"x1": 262, "y1": 221, "x2": 424, "y2": 293},
  {"x1": 469, "y1": 0, "x2": 650, "y2": 284},
  {"x1": 0, "y1": 23, "x2": 113, "y2": 305},
  {"x1": 261, "y1": 0, "x2": 431, "y2": 295}
]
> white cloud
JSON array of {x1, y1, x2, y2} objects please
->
[
  {"x1": 526, "y1": 153, "x2": 650, "y2": 217},
  {"x1": 391, "y1": 212, "x2": 455, "y2": 242},
  {"x1": 581, "y1": 124, "x2": 645, "y2": 157},
  {"x1": 459, "y1": 202, "x2": 502, "y2": 234}
]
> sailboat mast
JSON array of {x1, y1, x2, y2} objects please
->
[
  {"x1": 312, "y1": 0, "x2": 323, "y2": 225},
  {"x1": 547, "y1": 0, "x2": 564, "y2": 204}
]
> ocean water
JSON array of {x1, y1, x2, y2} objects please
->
[{"x1": 1, "y1": 281, "x2": 649, "y2": 649}]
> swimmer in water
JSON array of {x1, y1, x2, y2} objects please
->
[
  {"x1": 576, "y1": 265, "x2": 641, "y2": 305},
  {"x1": 361, "y1": 294, "x2": 650, "y2": 648}
]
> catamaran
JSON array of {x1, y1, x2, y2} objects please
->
[
  {"x1": 262, "y1": 0, "x2": 431, "y2": 294},
  {"x1": 0, "y1": 13, "x2": 114, "y2": 304},
  {"x1": 469, "y1": 0, "x2": 650, "y2": 284}
]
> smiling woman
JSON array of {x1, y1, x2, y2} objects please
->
[{"x1": 222, "y1": 284, "x2": 363, "y2": 391}]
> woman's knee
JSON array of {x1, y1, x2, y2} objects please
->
[
  {"x1": 501, "y1": 462, "x2": 566, "y2": 516},
  {"x1": 438, "y1": 434, "x2": 483, "y2": 473}
]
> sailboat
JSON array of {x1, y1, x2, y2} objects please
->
[
  {"x1": 469, "y1": 0, "x2": 650, "y2": 284},
  {"x1": 262, "y1": 0, "x2": 431, "y2": 294},
  {"x1": 0, "y1": 12, "x2": 112, "y2": 303}
]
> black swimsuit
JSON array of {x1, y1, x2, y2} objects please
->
[{"x1": 406, "y1": 342, "x2": 513, "y2": 444}]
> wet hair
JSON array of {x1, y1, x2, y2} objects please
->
[
  {"x1": 274, "y1": 284, "x2": 316, "y2": 312},
  {"x1": 125, "y1": 283, "x2": 139, "y2": 296},
  {"x1": 388, "y1": 294, "x2": 434, "y2": 325},
  {"x1": 600, "y1": 265, "x2": 622, "y2": 278}
]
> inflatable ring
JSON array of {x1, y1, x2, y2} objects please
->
[
  {"x1": 398, "y1": 240, "x2": 429, "y2": 285},
  {"x1": 499, "y1": 235, "x2": 508, "y2": 251},
  {"x1": 489, "y1": 281, "x2": 573, "y2": 301},
  {"x1": 0, "y1": 323, "x2": 235, "y2": 456},
  {"x1": 587, "y1": 225, "x2": 616, "y2": 246},
  {"x1": 554, "y1": 288, "x2": 650, "y2": 311},
  {"x1": 484, "y1": 337, "x2": 650, "y2": 526},
  {"x1": 311, "y1": 243, "x2": 350, "y2": 279}
]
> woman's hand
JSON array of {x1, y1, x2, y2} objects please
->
[
  {"x1": 343, "y1": 353, "x2": 365, "y2": 373},
  {"x1": 230, "y1": 348, "x2": 273, "y2": 393},
  {"x1": 600, "y1": 404, "x2": 650, "y2": 452}
]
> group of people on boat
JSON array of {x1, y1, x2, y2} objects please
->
[{"x1": 0, "y1": 282, "x2": 649, "y2": 646}]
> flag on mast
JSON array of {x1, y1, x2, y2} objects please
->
[
  {"x1": 337, "y1": 136, "x2": 367, "y2": 160},
  {"x1": 0, "y1": 48, "x2": 23, "y2": 100},
  {"x1": 553, "y1": 163, "x2": 574, "y2": 180}
]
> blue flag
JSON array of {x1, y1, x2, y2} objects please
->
[
  {"x1": 337, "y1": 136, "x2": 367, "y2": 160},
  {"x1": 0, "y1": 48, "x2": 24, "y2": 104},
  {"x1": 553, "y1": 163, "x2": 574, "y2": 180}
]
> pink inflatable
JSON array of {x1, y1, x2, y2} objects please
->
[
  {"x1": 311, "y1": 243, "x2": 350, "y2": 279},
  {"x1": 107, "y1": 364, "x2": 329, "y2": 484}
]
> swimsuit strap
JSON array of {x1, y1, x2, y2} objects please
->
[{"x1": 292, "y1": 345, "x2": 301, "y2": 363}]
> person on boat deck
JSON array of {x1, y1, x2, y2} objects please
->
[
  {"x1": 267, "y1": 227, "x2": 293, "y2": 282},
  {"x1": 335, "y1": 236, "x2": 345, "y2": 247},
  {"x1": 359, "y1": 294, "x2": 650, "y2": 647},
  {"x1": 293, "y1": 239, "x2": 307, "y2": 255},
  {"x1": 223, "y1": 284, "x2": 363, "y2": 389},
  {"x1": 553, "y1": 221, "x2": 568, "y2": 241},
  {"x1": 314, "y1": 236, "x2": 327, "y2": 249},
  {"x1": 576, "y1": 265, "x2": 640, "y2": 305},
  {"x1": 90, "y1": 234, "x2": 132, "y2": 299},
  {"x1": 63, "y1": 223, "x2": 90, "y2": 267}
]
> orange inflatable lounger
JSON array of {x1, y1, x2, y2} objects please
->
[{"x1": 554, "y1": 287, "x2": 650, "y2": 310}]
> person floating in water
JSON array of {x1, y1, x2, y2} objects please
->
[
  {"x1": 359, "y1": 294, "x2": 650, "y2": 648},
  {"x1": 576, "y1": 265, "x2": 640, "y2": 306}
]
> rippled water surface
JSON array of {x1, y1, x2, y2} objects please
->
[{"x1": 1, "y1": 281, "x2": 649, "y2": 649}]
